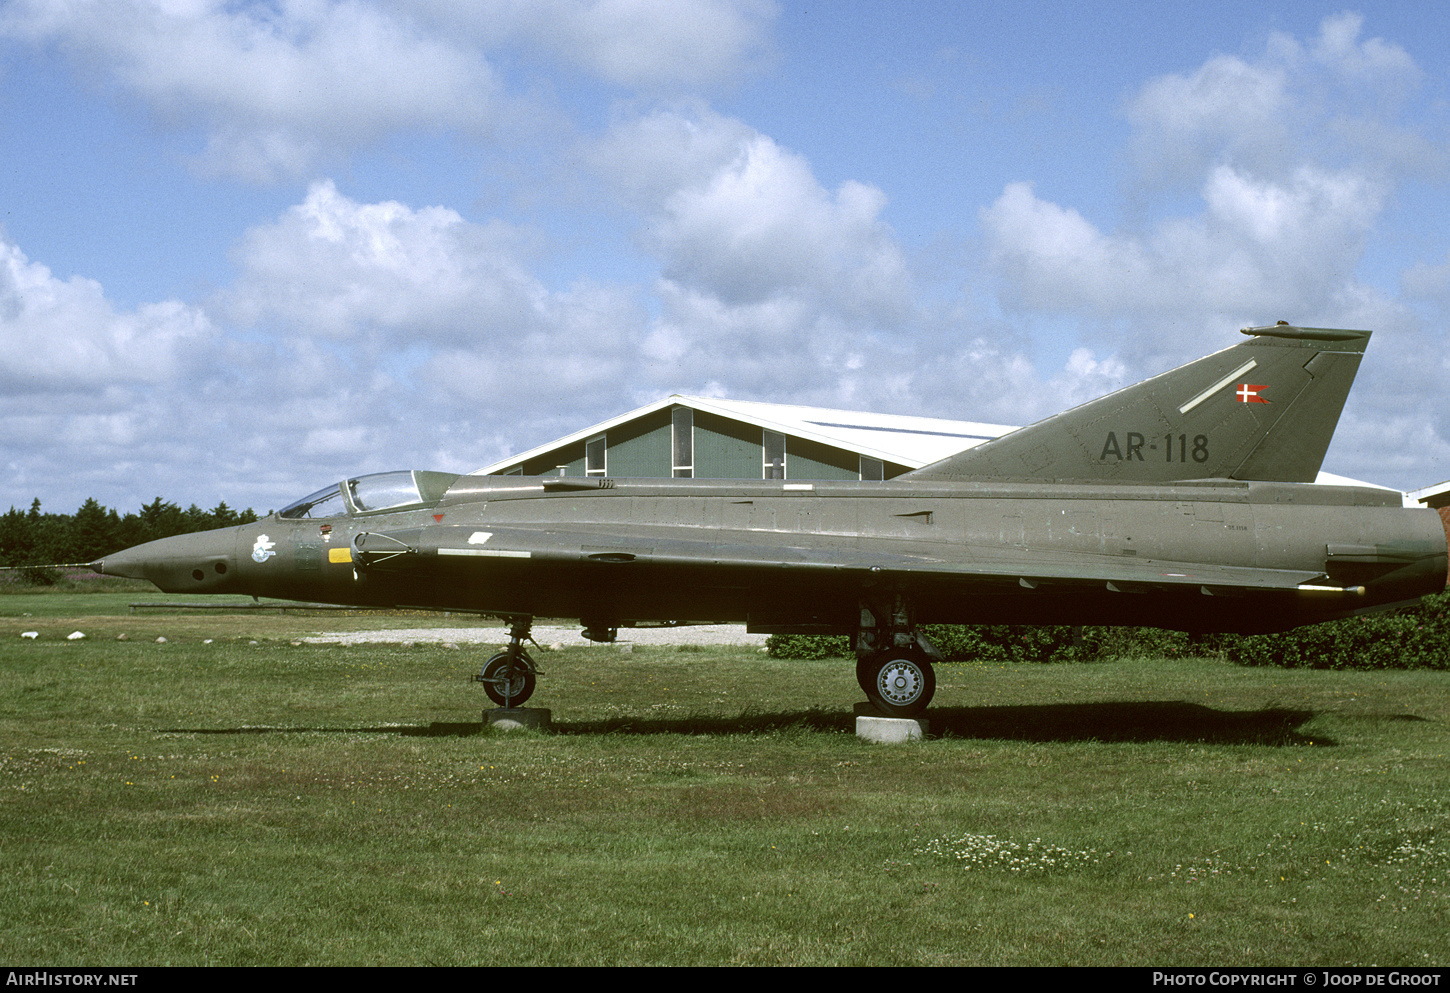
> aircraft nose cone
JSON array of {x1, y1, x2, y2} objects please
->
[
  {"x1": 92, "y1": 543, "x2": 156, "y2": 581},
  {"x1": 92, "y1": 530, "x2": 239, "y2": 592}
]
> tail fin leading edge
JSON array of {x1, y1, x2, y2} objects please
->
[{"x1": 906, "y1": 325, "x2": 1371, "y2": 484}]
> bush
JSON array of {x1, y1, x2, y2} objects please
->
[
  {"x1": 765, "y1": 634, "x2": 851, "y2": 660},
  {"x1": 1222, "y1": 592, "x2": 1450, "y2": 670},
  {"x1": 768, "y1": 625, "x2": 1117, "y2": 663},
  {"x1": 765, "y1": 593, "x2": 1450, "y2": 670},
  {"x1": 18, "y1": 564, "x2": 61, "y2": 586},
  {"x1": 921, "y1": 624, "x2": 1084, "y2": 663}
]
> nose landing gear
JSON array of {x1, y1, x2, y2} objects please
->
[{"x1": 475, "y1": 616, "x2": 542, "y2": 708}]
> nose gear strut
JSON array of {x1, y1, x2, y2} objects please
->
[{"x1": 474, "y1": 615, "x2": 543, "y2": 708}]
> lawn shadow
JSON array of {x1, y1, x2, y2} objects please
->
[
  {"x1": 156, "y1": 700, "x2": 1331, "y2": 745},
  {"x1": 555, "y1": 699, "x2": 1329, "y2": 745},
  {"x1": 925, "y1": 700, "x2": 1325, "y2": 745},
  {"x1": 157, "y1": 723, "x2": 486, "y2": 737},
  {"x1": 553, "y1": 708, "x2": 853, "y2": 737}
]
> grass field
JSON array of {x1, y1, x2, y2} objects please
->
[{"x1": 2, "y1": 591, "x2": 1447, "y2": 966}]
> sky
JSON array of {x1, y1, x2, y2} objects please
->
[{"x1": 3, "y1": 0, "x2": 1450, "y2": 515}]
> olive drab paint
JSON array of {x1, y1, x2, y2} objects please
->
[{"x1": 93, "y1": 325, "x2": 1449, "y2": 717}]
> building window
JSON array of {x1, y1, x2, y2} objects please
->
[
  {"x1": 763, "y1": 430, "x2": 785, "y2": 479},
  {"x1": 859, "y1": 456, "x2": 883, "y2": 481},
  {"x1": 586, "y1": 435, "x2": 606, "y2": 476},
  {"x1": 672, "y1": 407, "x2": 693, "y2": 478}
]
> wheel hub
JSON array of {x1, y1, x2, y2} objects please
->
[{"x1": 877, "y1": 659, "x2": 924, "y2": 705}]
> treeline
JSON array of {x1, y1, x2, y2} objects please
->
[{"x1": 0, "y1": 497, "x2": 260, "y2": 568}]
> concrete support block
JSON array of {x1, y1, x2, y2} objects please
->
[
  {"x1": 486, "y1": 708, "x2": 551, "y2": 731},
  {"x1": 855, "y1": 714, "x2": 928, "y2": 743}
]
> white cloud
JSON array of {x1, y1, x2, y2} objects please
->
[
  {"x1": 226, "y1": 181, "x2": 648, "y2": 456},
  {"x1": 1126, "y1": 54, "x2": 1292, "y2": 186},
  {"x1": 972, "y1": 11, "x2": 1450, "y2": 488},
  {"x1": 654, "y1": 134, "x2": 908, "y2": 311},
  {"x1": 0, "y1": 192, "x2": 648, "y2": 511},
  {"x1": 588, "y1": 107, "x2": 919, "y2": 402},
  {"x1": 0, "y1": 237, "x2": 215, "y2": 391},
  {"x1": 225, "y1": 180, "x2": 555, "y2": 341},
  {"x1": 582, "y1": 106, "x2": 1137, "y2": 426},
  {"x1": 1302, "y1": 11, "x2": 1420, "y2": 89},
  {"x1": 982, "y1": 164, "x2": 1384, "y2": 344},
  {"x1": 1, "y1": 0, "x2": 777, "y2": 181},
  {"x1": 1126, "y1": 12, "x2": 1425, "y2": 188},
  {"x1": 9, "y1": 6, "x2": 1446, "y2": 507},
  {"x1": 1402, "y1": 253, "x2": 1450, "y2": 305},
  {"x1": 1052, "y1": 347, "x2": 1129, "y2": 408},
  {"x1": 435, "y1": 0, "x2": 779, "y2": 91},
  {"x1": 902, "y1": 332, "x2": 1051, "y2": 427},
  {"x1": 591, "y1": 104, "x2": 760, "y2": 213},
  {"x1": 2, "y1": 0, "x2": 502, "y2": 181}
]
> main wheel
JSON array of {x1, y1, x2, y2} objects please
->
[
  {"x1": 862, "y1": 651, "x2": 936, "y2": 718},
  {"x1": 478, "y1": 650, "x2": 537, "y2": 708},
  {"x1": 855, "y1": 657, "x2": 878, "y2": 696}
]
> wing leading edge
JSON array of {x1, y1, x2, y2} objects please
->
[{"x1": 353, "y1": 523, "x2": 1326, "y2": 595}]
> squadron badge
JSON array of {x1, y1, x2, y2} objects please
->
[{"x1": 252, "y1": 534, "x2": 277, "y2": 563}]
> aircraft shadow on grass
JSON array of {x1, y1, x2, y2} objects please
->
[
  {"x1": 550, "y1": 701, "x2": 1331, "y2": 745},
  {"x1": 153, "y1": 700, "x2": 1431, "y2": 746}
]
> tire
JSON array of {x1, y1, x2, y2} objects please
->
[
  {"x1": 479, "y1": 650, "x2": 537, "y2": 708},
  {"x1": 855, "y1": 657, "x2": 877, "y2": 696},
  {"x1": 862, "y1": 651, "x2": 935, "y2": 718}
]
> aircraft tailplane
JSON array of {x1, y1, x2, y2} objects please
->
[{"x1": 905, "y1": 324, "x2": 1371, "y2": 484}]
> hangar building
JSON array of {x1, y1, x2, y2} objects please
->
[{"x1": 475, "y1": 395, "x2": 1018, "y2": 481}]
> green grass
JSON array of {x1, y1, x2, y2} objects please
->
[{"x1": 2, "y1": 596, "x2": 1447, "y2": 965}]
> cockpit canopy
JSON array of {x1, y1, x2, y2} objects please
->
[{"x1": 278, "y1": 470, "x2": 461, "y2": 519}]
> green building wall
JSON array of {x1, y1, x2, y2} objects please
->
[
  {"x1": 602, "y1": 408, "x2": 672, "y2": 477},
  {"x1": 494, "y1": 406, "x2": 916, "y2": 480},
  {"x1": 784, "y1": 435, "x2": 860, "y2": 481},
  {"x1": 693, "y1": 410, "x2": 761, "y2": 478}
]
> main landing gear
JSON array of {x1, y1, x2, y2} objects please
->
[
  {"x1": 474, "y1": 616, "x2": 541, "y2": 708},
  {"x1": 855, "y1": 598, "x2": 938, "y2": 718}
]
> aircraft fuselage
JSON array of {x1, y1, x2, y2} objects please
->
[{"x1": 96, "y1": 474, "x2": 1448, "y2": 636}]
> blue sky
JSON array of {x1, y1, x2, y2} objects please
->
[{"x1": 3, "y1": 1, "x2": 1450, "y2": 515}]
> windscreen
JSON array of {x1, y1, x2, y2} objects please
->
[
  {"x1": 278, "y1": 470, "x2": 438, "y2": 520},
  {"x1": 278, "y1": 484, "x2": 347, "y2": 519},
  {"x1": 347, "y1": 471, "x2": 423, "y2": 512}
]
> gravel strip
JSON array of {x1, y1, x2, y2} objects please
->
[{"x1": 302, "y1": 623, "x2": 769, "y2": 648}]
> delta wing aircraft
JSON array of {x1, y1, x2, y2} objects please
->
[{"x1": 94, "y1": 324, "x2": 1449, "y2": 717}]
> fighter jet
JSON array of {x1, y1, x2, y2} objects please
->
[{"x1": 93, "y1": 324, "x2": 1448, "y2": 717}]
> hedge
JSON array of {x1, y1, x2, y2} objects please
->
[{"x1": 765, "y1": 592, "x2": 1450, "y2": 670}]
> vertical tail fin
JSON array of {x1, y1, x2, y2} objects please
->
[{"x1": 906, "y1": 324, "x2": 1371, "y2": 483}]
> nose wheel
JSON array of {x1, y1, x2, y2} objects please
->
[
  {"x1": 476, "y1": 650, "x2": 537, "y2": 707},
  {"x1": 474, "y1": 616, "x2": 541, "y2": 708}
]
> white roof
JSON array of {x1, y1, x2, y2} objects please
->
[
  {"x1": 1405, "y1": 479, "x2": 1450, "y2": 508},
  {"x1": 473, "y1": 396, "x2": 1413, "y2": 497},
  {"x1": 472, "y1": 394, "x2": 1019, "y2": 474}
]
